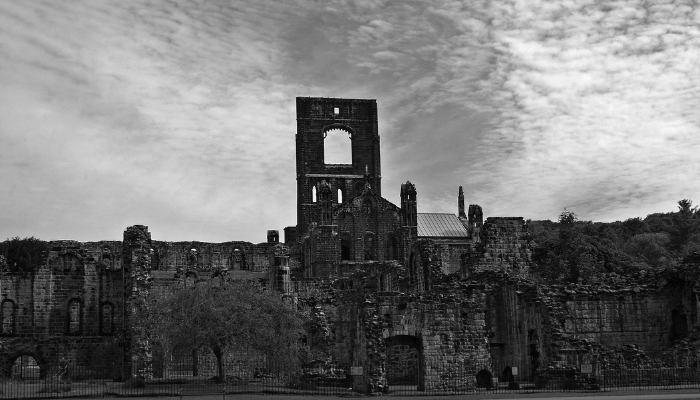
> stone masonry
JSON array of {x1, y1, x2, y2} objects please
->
[{"x1": 1, "y1": 97, "x2": 699, "y2": 393}]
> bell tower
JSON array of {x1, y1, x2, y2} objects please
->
[{"x1": 295, "y1": 97, "x2": 381, "y2": 237}]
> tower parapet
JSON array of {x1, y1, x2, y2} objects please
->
[{"x1": 295, "y1": 97, "x2": 380, "y2": 237}]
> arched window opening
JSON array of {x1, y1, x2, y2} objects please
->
[
  {"x1": 338, "y1": 213, "x2": 355, "y2": 261},
  {"x1": 672, "y1": 309, "x2": 688, "y2": 340},
  {"x1": 319, "y1": 181, "x2": 332, "y2": 225},
  {"x1": 341, "y1": 238, "x2": 352, "y2": 260},
  {"x1": 385, "y1": 335, "x2": 423, "y2": 388},
  {"x1": 501, "y1": 366, "x2": 515, "y2": 383},
  {"x1": 100, "y1": 302, "x2": 114, "y2": 335},
  {"x1": 62, "y1": 254, "x2": 81, "y2": 272},
  {"x1": 409, "y1": 251, "x2": 425, "y2": 292},
  {"x1": 476, "y1": 369, "x2": 494, "y2": 388},
  {"x1": 364, "y1": 232, "x2": 375, "y2": 261},
  {"x1": 386, "y1": 235, "x2": 398, "y2": 261},
  {"x1": 2, "y1": 300, "x2": 16, "y2": 335},
  {"x1": 324, "y1": 128, "x2": 352, "y2": 165},
  {"x1": 312, "y1": 186, "x2": 317, "y2": 203},
  {"x1": 12, "y1": 356, "x2": 39, "y2": 380},
  {"x1": 233, "y1": 249, "x2": 247, "y2": 270},
  {"x1": 67, "y1": 299, "x2": 82, "y2": 335},
  {"x1": 101, "y1": 254, "x2": 112, "y2": 268},
  {"x1": 337, "y1": 188, "x2": 343, "y2": 204},
  {"x1": 423, "y1": 262, "x2": 431, "y2": 292}
]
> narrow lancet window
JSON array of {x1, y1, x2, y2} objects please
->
[{"x1": 67, "y1": 299, "x2": 82, "y2": 334}]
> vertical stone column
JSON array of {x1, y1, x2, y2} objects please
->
[
  {"x1": 362, "y1": 296, "x2": 387, "y2": 394},
  {"x1": 122, "y1": 225, "x2": 153, "y2": 381}
]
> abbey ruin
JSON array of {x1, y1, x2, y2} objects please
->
[{"x1": 1, "y1": 97, "x2": 699, "y2": 392}]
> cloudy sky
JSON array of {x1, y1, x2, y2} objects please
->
[{"x1": 1, "y1": 0, "x2": 699, "y2": 243}]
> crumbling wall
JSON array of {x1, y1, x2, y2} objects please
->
[
  {"x1": 0, "y1": 242, "x2": 123, "y2": 378},
  {"x1": 152, "y1": 241, "x2": 273, "y2": 273},
  {"x1": 560, "y1": 291, "x2": 675, "y2": 356},
  {"x1": 429, "y1": 239, "x2": 472, "y2": 275},
  {"x1": 378, "y1": 291, "x2": 489, "y2": 391},
  {"x1": 464, "y1": 217, "x2": 531, "y2": 275},
  {"x1": 295, "y1": 254, "x2": 491, "y2": 393},
  {"x1": 481, "y1": 268, "x2": 696, "y2": 379},
  {"x1": 484, "y1": 277, "x2": 552, "y2": 380}
]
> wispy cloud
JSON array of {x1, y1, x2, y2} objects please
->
[
  {"x1": 453, "y1": 0, "x2": 700, "y2": 221},
  {"x1": 0, "y1": 0, "x2": 698, "y2": 242}
]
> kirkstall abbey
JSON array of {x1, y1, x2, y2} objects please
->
[{"x1": 1, "y1": 97, "x2": 698, "y2": 391}]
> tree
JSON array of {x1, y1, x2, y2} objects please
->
[
  {"x1": 670, "y1": 199, "x2": 700, "y2": 255},
  {"x1": 623, "y1": 233, "x2": 670, "y2": 268},
  {"x1": 530, "y1": 210, "x2": 642, "y2": 283},
  {"x1": 146, "y1": 278, "x2": 305, "y2": 382},
  {"x1": 0, "y1": 237, "x2": 48, "y2": 273},
  {"x1": 559, "y1": 209, "x2": 577, "y2": 225}
]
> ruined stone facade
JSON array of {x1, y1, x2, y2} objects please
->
[
  {"x1": 287, "y1": 97, "x2": 700, "y2": 392},
  {"x1": 0, "y1": 228, "x2": 287, "y2": 380},
  {"x1": 2, "y1": 96, "x2": 699, "y2": 392}
]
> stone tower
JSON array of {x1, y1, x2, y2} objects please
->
[{"x1": 295, "y1": 97, "x2": 381, "y2": 237}]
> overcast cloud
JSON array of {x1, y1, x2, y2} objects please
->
[{"x1": 1, "y1": 0, "x2": 698, "y2": 242}]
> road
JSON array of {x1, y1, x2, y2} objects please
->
[{"x1": 92, "y1": 389, "x2": 700, "y2": 400}]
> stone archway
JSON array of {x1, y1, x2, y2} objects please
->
[
  {"x1": 11, "y1": 355, "x2": 40, "y2": 380},
  {"x1": 476, "y1": 369, "x2": 493, "y2": 388},
  {"x1": 384, "y1": 335, "x2": 424, "y2": 391}
]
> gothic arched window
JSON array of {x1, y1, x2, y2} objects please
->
[
  {"x1": 364, "y1": 232, "x2": 375, "y2": 261},
  {"x1": 67, "y1": 299, "x2": 82, "y2": 335},
  {"x1": 338, "y1": 213, "x2": 355, "y2": 261},
  {"x1": 233, "y1": 249, "x2": 247, "y2": 270},
  {"x1": 100, "y1": 302, "x2": 114, "y2": 335},
  {"x1": 386, "y1": 234, "x2": 398, "y2": 261},
  {"x1": 324, "y1": 128, "x2": 352, "y2": 164}
]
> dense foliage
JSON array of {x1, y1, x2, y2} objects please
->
[
  {"x1": 141, "y1": 279, "x2": 305, "y2": 382},
  {"x1": 529, "y1": 200, "x2": 700, "y2": 283},
  {"x1": 0, "y1": 237, "x2": 49, "y2": 273}
]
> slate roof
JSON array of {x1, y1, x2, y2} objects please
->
[{"x1": 416, "y1": 213, "x2": 469, "y2": 238}]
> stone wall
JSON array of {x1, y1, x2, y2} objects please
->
[
  {"x1": 152, "y1": 241, "x2": 274, "y2": 273},
  {"x1": 429, "y1": 239, "x2": 472, "y2": 275},
  {"x1": 295, "y1": 256, "x2": 491, "y2": 393},
  {"x1": 484, "y1": 278, "x2": 556, "y2": 380},
  {"x1": 368, "y1": 289, "x2": 489, "y2": 392},
  {"x1": 478, "y1": 268, "x2": 698, "y2": 379},
  {"x1": 302, "y1": 188, "x2": 408, "y2": 279},
  {"x1": 560, "y1": 291, "x2": 676, "y2": 356},
  {"x1": 0, "y1": 242, "x2": 124, "y2": 377},
  {"x1": 0, "y1": 227, "x2": 281, "y2": 380},
  {"x1": 465, "y1": 217, "x2": 531, "y2": 275}
]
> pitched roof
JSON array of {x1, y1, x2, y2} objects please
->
[{"x1": 416, "y1": 213, "x2": 468, "y2": 238}]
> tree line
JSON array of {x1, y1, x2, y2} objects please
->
[{"x1": 529, "y1": 199, "x2": 700, "y2": 283}]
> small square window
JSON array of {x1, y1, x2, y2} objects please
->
[{"x1": 333, "y1": 107, "x2": 339, "y2": 114}]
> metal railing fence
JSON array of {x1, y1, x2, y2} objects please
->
[{"x1": 3, "y1": 359, "x2": 700, "y2": 398}]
